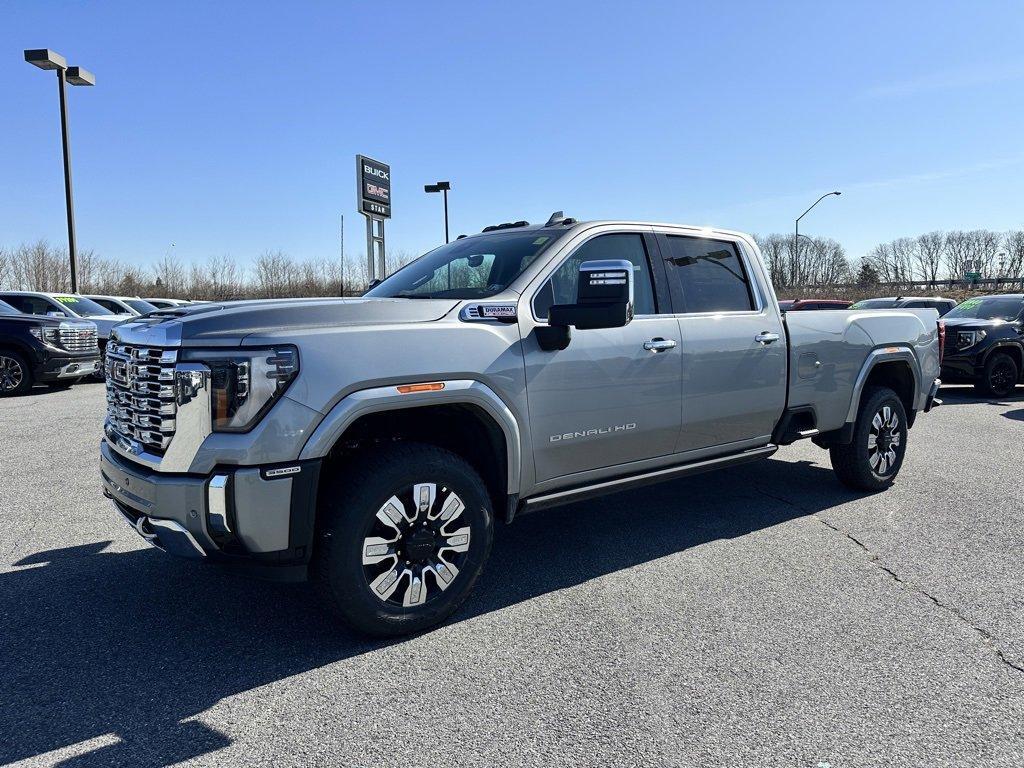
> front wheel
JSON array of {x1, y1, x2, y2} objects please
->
[
  {"x1": 314, "y1": 443, "x2": 494, "y2": 637},
  {"x1": 975, "y1": 352, "x2": 1019, "y2": 398},
  {"x1": 829, "y1": 386, "x2": 908, "y2": 492},
  {"x1": 0, "y1": 352, "x2": 33, "y2": 396}
]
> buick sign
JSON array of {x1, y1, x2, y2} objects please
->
[{"x1": 356, "y1": 155, "x2": 391, "y2": 219}]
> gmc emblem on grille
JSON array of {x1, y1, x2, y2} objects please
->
[{"x1": 111, "y1": 361, "x2": 128, "y2": 385}]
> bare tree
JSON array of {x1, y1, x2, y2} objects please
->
[
  {"x1": 753, "y1": 234, "x2": 788, "y2": 288},
  {"x1": 1003, "y1": 230, "x2": 1024, "y2": 288},
  {"x1": 151, "y1": 253, "x2": 187, "y2": 296},
  {"x1": 915, "y1": 231, "x2": 944, "y2": 283}
]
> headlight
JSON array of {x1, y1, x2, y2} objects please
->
[
  {"x1": 29, "y1": 326, "x2": 62, "y2": 348},
  {"x1": 181, "y1": 346, "x2": 299, "y2": 432},
  {"x1": 956, "y1": 330, "x2": 986, "y2": 349}
]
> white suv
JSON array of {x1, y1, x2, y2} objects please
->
[{"x1": 85, "y1": 295, "x2": 159, "y2": 316}]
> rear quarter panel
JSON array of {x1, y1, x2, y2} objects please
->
[{"x1": 786, "y1": 309, "x2": 940, "y2": 433}]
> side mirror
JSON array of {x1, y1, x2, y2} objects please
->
[
  {"x1": 537, "y1": 259, "x2": 635, "y2": 351},
  {"x1": 46, "y1": 310, "x2": 65, "y2": 318}
]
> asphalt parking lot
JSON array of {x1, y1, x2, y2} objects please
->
[{"x1": 1, "y1": 382, "x2": 1022, "y2": 767}]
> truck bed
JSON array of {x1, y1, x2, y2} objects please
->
[{"x1": 783, "y1": 308, "x2": 942, "y2": 435}]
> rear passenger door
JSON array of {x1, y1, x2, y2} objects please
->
[{"x1": 656, "y1": 232, "x2": 787, "y2": 455}]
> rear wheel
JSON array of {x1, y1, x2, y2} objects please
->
[
  {"x1": 975, "y1": 352, "x2": 1019, "y2": 398},
  {"x1": 829, "y1": 386, "x2": 908, "y2": 492},
  {"x1": 0, "y1": 352, "x2": 33, "y2": 396},
  {"x1": 314, "y1": 443, "x2": 494, "y2": 637}
]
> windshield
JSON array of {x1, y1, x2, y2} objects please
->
[
  {"x1": 0, "y1": 300, "x2": 19, "y2": 316},
  {"x1": 945, "y1": 297, "x2": 1024, "y2": 321},
  {"x1": 125, "y1": 298, "x2": 158, "y2": 314},
  {"x1": 850, "y1": 298, "x2": 897, "y2": 309},
  {"x1": 53, "y1": 295, "x2": 114, "y2": 316},
  {"x1": 365, "y1": 229, "x2": 564, "y2": 299}
]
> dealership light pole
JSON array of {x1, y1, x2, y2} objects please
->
[
  {"x1": 24, "y1": 49, "x2": 94, "y2": 294},
  {"x1": 794, "y1": 191, "x2": 840, "y2": 285},
  {"x1": 424, "y1": 181, "x2": 451, "y2": 243}
]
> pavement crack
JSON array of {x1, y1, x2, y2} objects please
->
[{"x1": 757, "y1": 485, "x2": 1024, "y2": 676}]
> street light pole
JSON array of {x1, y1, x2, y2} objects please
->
[
  {"x1": 55, "y1": 66, "x2": 79, "y2": 292},
  {"x1": 24, "y1": 50, "x2": 94, "y2": 293},
  {"x1": 794, "y1": 191, "x2": 841, "y2": 286},
  {"x1": 424, "y1": 181, "x2": 452, "y2": 244}
]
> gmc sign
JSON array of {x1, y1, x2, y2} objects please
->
[{"x1": 356, "y1": 155, "x2": 391, "y2": 219}]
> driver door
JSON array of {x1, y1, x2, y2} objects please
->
[{"x1": 521, "y1": 230, "x2": 682, "y2": 484}]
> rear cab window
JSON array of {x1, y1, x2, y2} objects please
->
[{"x1": 661, "y1": 235, "x2": 756, "y2": 314}]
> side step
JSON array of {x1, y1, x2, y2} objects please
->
[{"x1": 518, "y1": 444, "x2": 778, "y2": 515}]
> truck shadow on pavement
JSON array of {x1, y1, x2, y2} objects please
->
[{"x1": 1, "y1": 458, "x2": 852, "y2": 767}]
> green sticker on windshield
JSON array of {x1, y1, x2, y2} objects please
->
[
  {"x1": 533, "y1": 237, "x2": 550, "y2": 245},
  {"x1": 55, "y1": 296, "x2": 78, "y2": 304},
  {"x1": 957, "y1": 298, "x2": 982, "y2": 310}
]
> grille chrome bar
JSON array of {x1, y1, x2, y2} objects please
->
[
  {"x1": 59, "y1": 325, "x2": 99, "y2": 353},
  {"x1": 105, "y1": 342, "x2": 178, "y2": 453}
]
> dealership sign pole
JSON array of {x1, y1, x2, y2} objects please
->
[{"x1": 356, "y1": 155, "x2": 391, "y2": 285}]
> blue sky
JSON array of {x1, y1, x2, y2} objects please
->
[{"x1": 2, "y1": 1, "x2": 1023, "y2": 268}]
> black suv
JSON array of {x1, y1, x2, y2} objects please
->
[
  {"x1": 0, "y1": 299, "x2": 101, "y2": 396},
  {"x1": 940, "y1": 294, "x2": 1024, "y2": 397}
]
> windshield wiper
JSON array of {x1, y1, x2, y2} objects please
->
[{"x1": 388, "y1": 292, "x2": 438, "y2": 299}]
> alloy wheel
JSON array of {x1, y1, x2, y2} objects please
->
[
  {"x1": 990, "y1": 360, "x2": 1016, "y2": 395},
  {"x1": 361, "y1": 482, "x2": 472, "y2": 608},
  {"x1": 0, "y1": 356, "x2": 24, "y2": 391},
  {"x1": 867, "y1": 405, "x2": 901, "y2": 476}
]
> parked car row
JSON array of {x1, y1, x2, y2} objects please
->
[
  {"x1": 784, "y1": 293, "x2": 1022, "y2": 396},
  {"x1": 0, "y1": 292, "x2": 198, "y2": 395},
  {"x1": 779, "y1": 296, "x2": 959, "y2": 315}
]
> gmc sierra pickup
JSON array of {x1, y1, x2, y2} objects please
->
[
  {"x1": 100, "y1": 216, "x2": 941, "y2": 635},
  {"x1": 0, "y1": 299, "x2": 100, "y2": 395}
]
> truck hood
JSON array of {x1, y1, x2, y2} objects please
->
[
  {"x1": 111, "y1": 297, "x2": 460, "y2": 347},
  {"x1": 941, "y1": 317, "x2": 1019, "y2": 330},
  {"x1": 0, "y1": 313, "x2": 64, "y2": 327}
]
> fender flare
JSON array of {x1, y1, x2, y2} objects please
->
[
  {"x1": 845, "y1": 347, "x2": 922, "y2": 423},
  {"x1": 298, "y1": 379, "x2": 522, "y2": 494},
  {"x1": 981, "y1": 340, "x2": 1024, "y2": 367}
]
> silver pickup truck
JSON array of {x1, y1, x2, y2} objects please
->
[{"x1": 100, "y1": 215, "x2": 941, "y2": 635}]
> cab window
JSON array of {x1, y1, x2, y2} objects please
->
[
  {"x1": 663, "y1": 236, "x2": 755, "y2": 313},
  {"x1": 533, "y1": 233, "x2": 657, "y2": 319}
]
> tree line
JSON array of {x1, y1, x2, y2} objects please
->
[
  {"x1": 2, "y1": 228, "x2": 1023, "y2": 301},
  {"x1": 0, "y1": 242, "x2": 413, "y2": 300},
  {"x1": 754, "y1": 229, "x2": 1024, "y2": 291}
]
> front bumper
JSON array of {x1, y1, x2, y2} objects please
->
[
  {"x1": 35, "y1": 354, "x2": 101, "y2": 381},
  {"x1": 100, "y1": 440, "x2": 320, "y2": 578}
]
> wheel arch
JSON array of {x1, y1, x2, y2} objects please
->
[
  {"x1": 982, "y1": 341, "x2": 1023, "y2": 373},
  {"x1": 0, "y1": 338, "x2": 36, "y2": 360},
  {"x1": 846, "y1": 349, "x2": 919, "y2": 426},
  {"x1": 300, "y1": 380, "x2": 522, "y2": 514}
]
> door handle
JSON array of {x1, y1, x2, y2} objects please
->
[
  {"x1": 755, "y1": 331, "x2": 780, "y2": 345},
  {"x1": 643, "y1": 338, "x2": 677, "y2": 352}
]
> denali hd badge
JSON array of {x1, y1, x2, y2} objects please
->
[{"x1": 550, "y1": 423, "x2": 637, "y2": 442}]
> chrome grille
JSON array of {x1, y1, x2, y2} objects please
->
[
  {"x1": 105, "y1": 342, "x2": 178, "y2": 453},
  {"x1": 60, "y1": 325, "x2": 98, "y2": 353}
]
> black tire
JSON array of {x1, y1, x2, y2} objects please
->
[
  {"x1": 314, "y1": 442, "x2": 494, "y2": 637},
  {"x1": 975, "y1": 352, "x2": 1019, "y2": 398},
  {"x1": 0, "y1": 351, "x2": 33, "y2": 396},
  {"x1": 829, "y1": 386, "x2": 908, "y2": 492}
]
